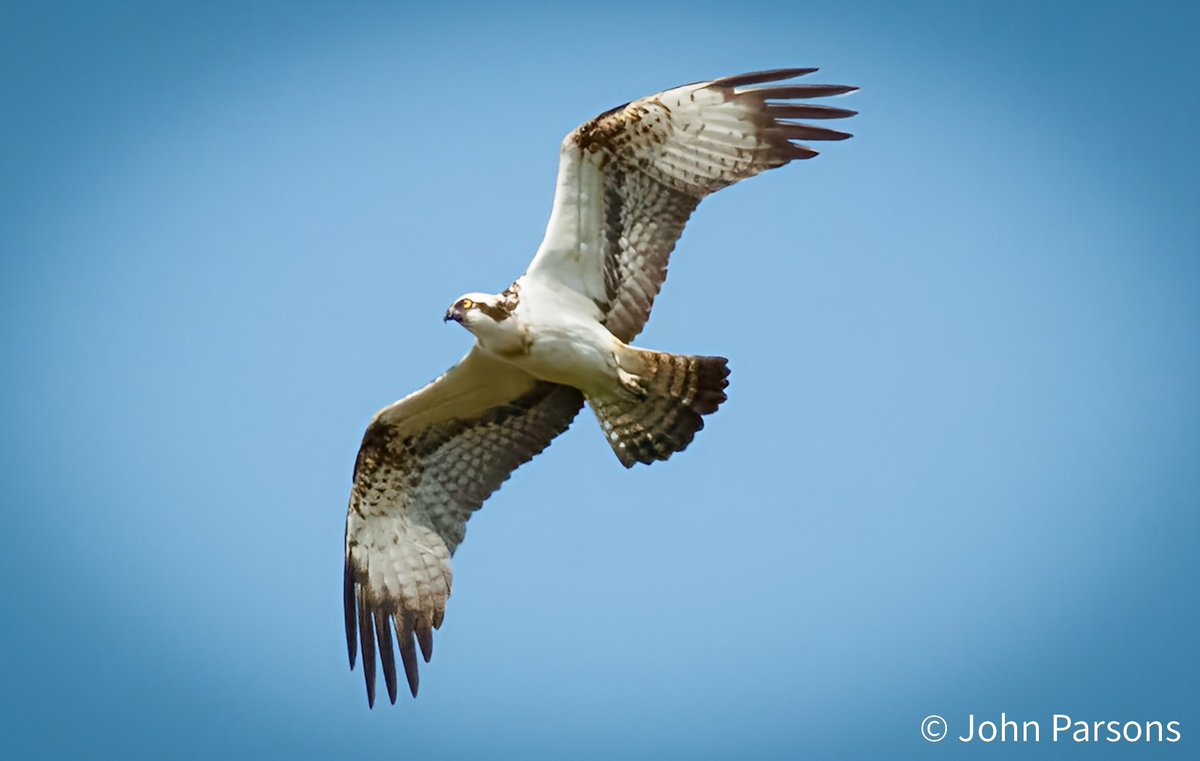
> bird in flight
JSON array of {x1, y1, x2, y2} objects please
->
[{"x1": 343, "y1": 68, "x2": 856, "y2": 705}]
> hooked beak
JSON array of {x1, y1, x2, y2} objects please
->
[{"x1": 444, "y1": 305, "x2": 463, "y2": 324}]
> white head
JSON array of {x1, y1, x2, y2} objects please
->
[
  {"x1": 443, "y1": 290, "x2": 523, "y2": 350},
  {"x1": 443, "y1": 292, "x2": 505, "y2": 327}
]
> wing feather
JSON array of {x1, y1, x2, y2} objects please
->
[
  {"x1": 526, "y1": 68, "x2": 856, "y2": 341},
  {"x1": 344, "y1": 348, "x2": 583, "y2": 705}
]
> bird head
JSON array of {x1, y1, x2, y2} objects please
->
[{"x1": 444, "y1": 292, "x2": 509, "y2": 331}]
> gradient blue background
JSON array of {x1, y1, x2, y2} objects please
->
[{"x1": 2, "y1": 1, "x2": 1197, "y2": 758}]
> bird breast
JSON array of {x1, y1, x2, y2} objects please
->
[{"x1": 488, "y1": 287, "x2": 617, "y2": 390}]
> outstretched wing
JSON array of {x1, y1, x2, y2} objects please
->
[
  {"x1": 344, "y1": 348, "x2": 583, "y2": 706},
  {"x1": 525, "y1": 68, "x2": 857, "y2": 342}
]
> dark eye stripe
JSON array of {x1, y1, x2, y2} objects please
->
[{"x1": 477, "y1": 301, "x2": 510, "y2": 322}]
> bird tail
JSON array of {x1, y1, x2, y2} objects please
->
[{"x1": 586, "y1": 348, "x2": 729, "y2": 468}]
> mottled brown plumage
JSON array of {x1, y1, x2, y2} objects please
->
[
  {"x1": 589, "y1": 351, "x2": 730, "y2": 467},
  {"x1": 530, "y1": 67, "x2": 856, "y2": 343},
  {"x1": 344, "y1": 352, "x2": 582, "y2": 705}
]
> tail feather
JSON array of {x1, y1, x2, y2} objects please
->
[{"x1": 588, "y1": 350, "x2": 730, "y2": 468}]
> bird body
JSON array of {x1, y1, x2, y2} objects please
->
[
  {"x1": 457, "y1": 278, "x2": 615, "y2": 392},
  {"x1": 344, "y1": 68, "x2": 857, "y2": 705}
]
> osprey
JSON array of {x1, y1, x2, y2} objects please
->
[{"x1": 344, "y1": 68, "x2": 856, "y2": 705}]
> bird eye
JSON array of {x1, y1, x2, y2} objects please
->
[{"x1": 461, "y1": 298, "x2": 474, "y2": 309}]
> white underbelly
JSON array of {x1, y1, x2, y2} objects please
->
[
  {"x1": 516, "y1": 323, "x2": 616, "y2": 390},
  {"x1": 492, "y1": 274, "x2": 619, "y2": 391}
]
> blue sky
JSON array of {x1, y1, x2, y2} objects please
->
[{"x1": 2, "y1": 1, "x2": 1198, "y2": 758}]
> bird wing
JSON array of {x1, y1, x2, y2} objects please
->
[
  {"x1": 343, "y1": 347, "x2": 583, "y2": 705},
  {"x1": 524, "y1": 68, "x2": 856, "y2": 342}
]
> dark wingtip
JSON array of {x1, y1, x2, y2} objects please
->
[
  {"x1": 417, "y1": 625, "x2": 434, "y2": 663},
  {"x1": 767, "y1": 103, "x2": 858, "y2": 120},
  {"x1": 784, "y1": 143, "x2": 820, "y2": 160},
  {"x1": 782, "y1": 124, "x2": 854, "y2": 141},
  {"x1": 357, "y1": 589, "x2": 377, "y2": 708},
  {"x1": 710, "y1": 67, "x2": 818, "y2": 88},
  {"x1": 376, "y1": 616, "x2": 421, "y2": 699},
  {"x1": 375, "y1": 610, "x2": 399, "y2": 705},
  {"x1": 399, "y1": 629, "x2": 421, "y2": 698},
  {"x1": 343, "y1": 558, "x2": 358, "y2": 670},
  {"x1": 765, "y1": 84, "x2": 859, "y2": 99}
]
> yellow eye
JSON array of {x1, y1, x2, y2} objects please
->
[{"x1": 460, "y1": 298, "x2": 474, "y2": 309}]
